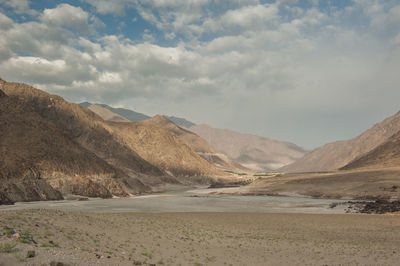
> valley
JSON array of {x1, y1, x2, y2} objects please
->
[
  {"x1": 1, "y1": 78, "x2": 400, "y2": 265},
  {"x1": 1, "y1": 1, "x2": 400, "y2": 264}
]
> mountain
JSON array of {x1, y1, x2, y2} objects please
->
[
  {"x1": 281, "y1": 111, "x2": 400, "y2": 173},
  {"x1": 79, "y1": 102, "x2": 196, "y2": 128},
  {"x1": 188, "y1": 124, "x2": 308, "y2": 171},
  {"x1": 0, "y1": 81, "x2": 133, "y2": 204},
  {"x1": 0, "y1": 79, "x2": 225, "y2": 204},
  {"x1": 80, "y1": 102, "x2": 150, "y2": 122},
  {"x1": 138, "y1": 116, "x2": 247, "y2": 172},
  {"x1": 108, "y1": 116, "x2": 224, "y2": 177},
  {"x1": 164, "y1": 116, "x2": 195, "y2": 128},
  {"x1": 87, "y1": 104, "x2": 130, "y2": 122},
  {"x1": 342, "y1": 130, "x2": 400, "y2": 170},
  {"x1": 83, "y1": 104, "x2": 246, "y2": 172}
]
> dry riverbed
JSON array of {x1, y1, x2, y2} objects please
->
[{"x1": 1, "y1": 209, "x2": 400, "y2": 265}]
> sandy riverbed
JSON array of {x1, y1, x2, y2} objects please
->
[
  {"x1": 1, "y1": 209, "x2": 400, "y2": 265},
  {"x1": 1, "y1": 189, "x2": 399, "y2": 265}
]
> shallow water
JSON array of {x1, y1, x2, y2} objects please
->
[{"x1": 0, "y1": 188, "x2": 352, "y2": 214}]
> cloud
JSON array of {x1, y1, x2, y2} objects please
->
[
  {"x1": 1, "y1": 1, "x2": 400, "y2": 148},
  {"x1": 41, "y1": 4, "x2": 90, "y2": 32},
  {"x1": 0, "y1": 0, "x2": 37, "y2": 15},
  {"x1": 216, "y1": 4, "x2": 279, "y2": 30}
]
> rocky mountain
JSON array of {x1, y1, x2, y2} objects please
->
[
  {"x1": 84, "y1": 104, "x2": 246, "y2": 172},
  {"x1": 188, "y1": 124, "x2": 308, "y2": 171},
  {"x1": 0, "y1": 79, "x2": 225, "y2": 204},
  {"x1": 139, "y1": 116, "x2": 247, "y2": 172},
  {"x1": 342, "y1": 130, "x2": 400, "y2": 170},
  {"x1": 0, "y1": 82, "x2": 133, "y2": 204},
  {"x1": 281, "y1": 111, "x2": 400, "y2": 173}
]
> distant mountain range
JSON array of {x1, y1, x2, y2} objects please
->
[
  {"x1": 281, "y1": 111, "x2": 400, "y2": 173},
  {"x1": 82, "y1": 104, "x2": 247, "y2": 173},
  {"x1": 188, "y1": 124, "x2": 308, "y2": 171},
  {"x1": 82, "y1": 103, "x2": 309, "y2": 171},
  {"x1": 79, "y1": 102, "x2": 195, "y2": 128}
]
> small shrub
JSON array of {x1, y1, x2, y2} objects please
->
[
  {"x1": 41, "y1": 241, "x2": 59, "y2": 248},
  {"x1": 141, "y1": 252, "x2": 153, "y2": 259},
  {"x1": 0, "y1": 242, "x2": 18, "y2": 253}
]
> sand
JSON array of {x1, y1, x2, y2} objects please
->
[{"x1": 1, "y1": 209, "x2": 400, "y2": 265}]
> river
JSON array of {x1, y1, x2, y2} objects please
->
[{"x1": 0, "y1": 188, "x2": 356, "y2": 214}]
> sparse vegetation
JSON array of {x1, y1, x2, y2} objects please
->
[
  {"x1": 224, "y1": 170, "x2": 247, "y2": 176},
  {"x1": 0, "y1": 242, "x2": 18, "y2": 253},
  {"x1": 41, "y1": 241, "x2": 59, "y2": 248},
  {"x1": 253, "y1": 173, "x2": 272, "y2": 177},
  {"x1": 141, "y1": 252, "x2": 153, "y2": 259}
]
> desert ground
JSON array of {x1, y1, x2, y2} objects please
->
[
  {"x1": 1, "y1": 178, "x2": 400, "y2": 266},
  {"x1": 1, "y1": 207, "x2": 400, "y2": 265},
  {"x1": 227, "y1": 168, "x2": 400, "y2": 200}
]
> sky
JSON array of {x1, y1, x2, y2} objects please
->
[{"x1": 0, "y1": 0, "x2": 399, "y2": 149}]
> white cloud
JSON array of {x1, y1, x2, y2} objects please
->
[
  {"x1": 99, "y1": 72, "x2": 122, "y2": 83},
  {"x1": 0, "y1": 12, "x2": 13, "y2": 29},
  {"x1": 41, "y1": 4, "x2": 90, "y2": 32},
  {"x1": 218, "y1": 4, "x2": 279, "y2": 29},
  {"x1": 0, "y1": 0, "x2": 37, "y2": 15}
]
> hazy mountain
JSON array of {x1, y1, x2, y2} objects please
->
[
  {"x1": 80, "y1": 102, "x2": 150, "y2": 122},
  {"x1": 281, "y1": 111, "x2": 400, "y2": 173},
  {"x1": 79, "y1": 102, "x2": 195, "y2": 128},
  {"x1": 87, "y1": 104, "x2": 130, "y2": 122},
  {"x1": 164, "y1": 116, "x2": 195, "y2": 128},
  {"x1": 189, "y1": 124, "x2": 308, "y2": 171},
  {"x1": 0, "y1": 79, "x2": 225, "y2": 203}
]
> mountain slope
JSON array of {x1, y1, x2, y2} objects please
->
[
  {"x1": 189, "y1": 124, "x2": 308, "y2": 171},
  {"x1": 342, "y1": 130, "x2": 400, "y2": 170},
  {"x1": 88, "y1": 104, "x2": 130, "y2": 122},
  {"x1": 115, "y1": 115, "x2": 225, "y2": 177},
  {"x1": 80, "y1": 102, "x2": 150, "y2": 122},
  {"x1": 84, "y1": 104, "x2": 245, "y2": 172},
  {"x1": 0, "y1": 83, "x2": 133, "y2": 203},
  {"x1": 141, "y1": 116, "x2": 247, "y2": 172},
  {"x1": 164, "y1": 116, "x2": 195, "y2": 128},
  {"x1": 81, "y1": 102, "x2": 196, "y2": 128},
  {"x1": 281, "y1": 111, "x2": 400, "y2": 173},
  {"x1": 1, "y1": 79, "x2": 224, "y2": 204}
]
